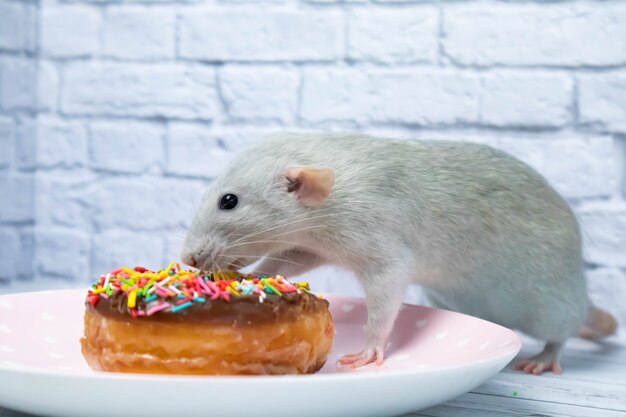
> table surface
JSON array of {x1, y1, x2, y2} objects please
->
[{"x1": 1, "y1": 335, "x2": 625, "y2": 417}]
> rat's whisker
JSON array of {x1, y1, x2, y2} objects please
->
[
  {"x1": 227, "y1": 205, "x2": 354, "y2": 241},
  {"x1": 223, "y1": 239, "x2": 303, "y2": 250},
  {"x1": 227, "y1": 212, "x2": 337, "y2": 246},
  {"x1": 221, "y1": 254, "x2": 307, "y2": 268},
  {"x1": 228, "y1": 209, "x2": 341, "y2": 241},
  {"x1": 225, "y1": 225, "x2": 326, "y2": 253}
]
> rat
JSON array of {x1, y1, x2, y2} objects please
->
[{"x1": 181, "y1": 132, "x2": 618, "y2": 374}]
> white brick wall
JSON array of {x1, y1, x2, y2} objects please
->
[
  {"x1": 442, "y1": 4, "x2": 626, "y2": 67},
  {"x1": 102, "y1": 7, "x2": 176, "y2": 60},
  {"x1": 33, "y1": 229, "x2": 90, "y2": 281},
  {"x1": 178, "y1": 9, "x2": 343, "y2": 61},
  {"x1": 301, "y1": 69, "x2": 480, "y2": 124},
  {"x1": 0, "y1": 57, "x2": 37, "y2": 110},
  {"x1": 1, "y1": 0, "x2": 625, "y2": 328},
  {"x1": 36, "y1": 117, "x2": 88, "y2": 168},
  {"x1": 0, "y1": 0, "x2": 36, "y2": 53},
  {"x1": 0, "y1": 0, "x2": 36, "y2": 286},
  {"x1": 220, "y1": 66, "x2": 299, "y2": 123},
  {"x1": 579, "y1": 73, "x2": 626, "y2": 134},
  {"x1": 479, "y1": 72, "x2": 572, "y2": 127},
  {"x1": 347, "y1": 7, "x2": 439, "y2": 64},
  {"x1": 61, "y1": 63, "x2": 217, "y2": 119},
  {"x1": 39, "y1": 6, "x2": 101, "y2": 58},
  {"x1": 90, "y1": 177, "x2": 205, "y2": 231},
  {"x1": 92, "y1": 231, "x2": 165, "y2": 281},
  {"x1": 166, "y1": 123, "x2": 235, "y2": 178},
  {"x1": 89, "y1": 121, "x2": 164, "y2": 174}
]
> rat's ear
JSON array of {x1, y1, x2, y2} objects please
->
[{"x1": 284, "y1": 167, "x2": 335, "y2": 207}]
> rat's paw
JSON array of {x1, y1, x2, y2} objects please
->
[
  {"x1": 336, "y1": 346, "x2": 384, "y2": 369},
  {"x1": 514, "y1": 359, "x2": 562, "y2": 375},
  {"x1": 513, "y1": 341, "x2": 563, "y2": 375}
]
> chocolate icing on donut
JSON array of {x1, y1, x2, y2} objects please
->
[
  {"x1": 85, "y1": 264, "x2": 328, "y2": 325},
  {"x1": 90, "y1": 291, "x2": 327, "y2": 325}
]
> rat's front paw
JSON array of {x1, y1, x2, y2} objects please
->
[{"x1": 336, "y1": 345, "x2": 384, "y2": 369}]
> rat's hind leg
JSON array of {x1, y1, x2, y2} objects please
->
[{"x1": 514, "y1": 341, "x2": 564, "y2": 375}]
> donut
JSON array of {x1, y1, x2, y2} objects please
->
[{"x1": 80, "y1": 263, "x2": 334, "y2": 375}]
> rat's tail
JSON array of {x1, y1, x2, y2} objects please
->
[{"x1": 578, "y1": 306, "x2": 618, "y2": 339}]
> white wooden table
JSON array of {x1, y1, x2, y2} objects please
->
[{"x1": 1, "y1": 336, "x2": 625, "y2": 417}]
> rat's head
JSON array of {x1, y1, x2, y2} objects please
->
[{"x1": 181, "y1": 152, "x2": 335, "y2": 272}]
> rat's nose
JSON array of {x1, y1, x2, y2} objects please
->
[{"x1": 182, "y1": 254, "x2": 197, "y2": 267}]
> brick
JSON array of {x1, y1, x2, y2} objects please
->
[
  {"x1": 348, "y1": 7, "x2": 438, "y2": 64},
  {"x1": 166, "y1": 122, "x2": 234, "y2": 178},
  {"x1": 15, "y1": 117, "x2": 37, "y2": 170},
  {"x1": 34, "y1": 229, "x2": 90, "y2": 280},
  {"x1": 586, "y1": 268, "x2": 626, "y2": 326},
  {"x1": 579, "y1": 207, "x2": 626, "y2": 267},
  {"x1": 61, "y1": 62, "x2": 217, "y2": 119},
  {"x1": 0, "y1": 2, "x2": 36, "y2": 52},
  {"x1": 179, "y1": 10, "x2": 342, "y2": 61},
  {"x1": 36, "y1": 171, "x2": 97, "y2": 229},
  {"x1": 443, "y1": 4, "x2": 626, "y2": 67},
  {"x1": 480, "y1": 72, "x2": 573, "y2": 127},
  {"x1": 37, "y1": 61, "x2": 59, "y2": 112},
  {"x1": 0, "y1": 228, "x2": 19, "y2": 281},
  {"x1": 90, "y1": 121, "x2": 164, "y2": 174},
  {"x1": 103, "y1": 8, "x2": 175, "y2": 60},
  {"x1": 0, "y1": 174, "x2": 34, "y2": 222},
  {"x1": 0, "y1": 56, "x2": 37, "y2": 110},
  {"x1": 494, "y1": 136, "x2": 615, "y2": 199},
  {"x1": 540, "y1": 138, "x2": 615, "y2": 200},
  {"x1": 40, "y1": 6, "x2": 100, "y2": 58},
  {"x1": 0, "y1": 1, "x2": 27, "y2": 51},
  {"x1": 17, "y1": 228, "x2": 33, "y2": 279},
  {"x1": 0, "y1": 117, "x2": 14, "y2": 170},
  {"x1": 23, "y1": 3, "x2": 38, "y2": 53},
  {"x1": 300, "y1": 69, "x2": 479, "y2": 124},
  {"x1": 90, "y1": 177, "x2": 205, "y2": 231},
  {"x1": 579, "y1": 73, "x2": 626, "y2": 134},
  {"x1": 36, "y1": 117, "x2": 88, "y2": 168},
  {"x1": 92, "y1": 232, "x2": 165, "y2": 277},
  {"x1": 220, "y1": 67, "x2": 299, "y2": 123}
]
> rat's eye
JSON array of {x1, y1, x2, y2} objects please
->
[{"x1": 219, "y1": 193, "x2": 239, "y2": 210}]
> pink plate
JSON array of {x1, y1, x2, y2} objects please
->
[{"x1": 0, "y1": 289, "x2": 521, "y2": 417}]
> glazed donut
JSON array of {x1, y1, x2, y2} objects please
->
[{"x1": 80, "y1": 264, "x2": 334, "y2": 375}]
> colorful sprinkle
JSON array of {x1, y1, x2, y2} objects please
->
[
  {"x1": 146, "y1": 302, "x2": 170, "y2": 316},
  {"x1": 85, "y1": 263, "x2": 315, "y2": 318},
  {"x1": 171, "y1": 301, "x2": 193, "y2": 313},
  {"x1": 127, "y1": 290, "x2": 137, "y2": 309}
]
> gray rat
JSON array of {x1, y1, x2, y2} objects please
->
[{"x1": 181, "y1": 132, "x2": 618, "y2": 374}]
